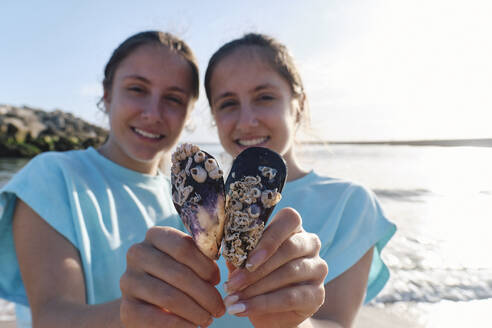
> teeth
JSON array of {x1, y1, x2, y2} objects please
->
[
  {"x1": 134, "y1": 128, "x2": 162, "y2": 139},
  {"x1": 237, "y1": 137, "x2": 267, "y2": 146}
]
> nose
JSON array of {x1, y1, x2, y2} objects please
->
[
  {"x1": 236, "y1": 104, "x2": 259, "y2": 131},
  {"x1": 141, "y1": 96, "x2": 162, "y2": 122}
]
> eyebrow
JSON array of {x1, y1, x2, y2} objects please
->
[
  {"x1": 123, "y1": 75, "x2": 188, "y2": 94},
  {"x1": 252, "y1": 84, "x2": 276, "y2": 93},
  {"x1": 123, "y1": 75, "x2": 150, "y2": 84},
  {"x1": 212, "y1": 83, "x2": 276, "y2": 104}
]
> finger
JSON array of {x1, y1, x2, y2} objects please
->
[
  {"x1": 126, "y1": 241, "x2": 225, "y2": 317},
  {"x1": 120, "y1": 269, "x2": 213, "y2": 326},
  {"x1": 226, "y1": 261, "x2": 238, "y2": 278},
  {"x1": 226, "y1": 231, "x2": 321, "y2": 293},
  {"x1": 233, "y1": 257, "x2": 328, "y2": 300},
  {"x1": 120, "y1": 297, "x2": 198, "y2": 328},
  {"x1": 145, "y1": 226, "x2": 220, "y2": 284},
  {"x1": 226, "y1": 284, "x2": 325, "y2": 317},
  {"x1": 245, "y1": 207, "x2": 302, "y2": 272}
]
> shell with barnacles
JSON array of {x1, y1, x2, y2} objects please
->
[
  {"x1": 222, "y1": 147, "x2": 287, "y2": 268},
  {"x1": 171, "y1": 143, "x2": 226, "y2": 259}
]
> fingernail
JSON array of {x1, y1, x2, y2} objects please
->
[
  {"x1": 225, "y1": 272, "x2": 245, "y2": 292},
  {"x1": 227, "y1": 302, "x2": 246, "y2": 315},
  {"x1": 224, "y1": 294, "x2": 239, "y2": 307},
  {"x1": 246, "y1": 249, "x2": 267, "y2": 272}
]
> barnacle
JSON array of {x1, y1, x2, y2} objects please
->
[
  {"x1": 208, "y1": 168, "x2": 223, "y2": 180},
  {"x1": 194, "y1": 151, "x2": 206, "y2": 163},
  {"x1": 190, "y1": 166, "x2": 207, "y2": 183},
  {"x1": 205, "y1": 158, "x2": 218, "y2": 172}
]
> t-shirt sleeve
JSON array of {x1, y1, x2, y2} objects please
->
[
  {"x1": 0, "y1": 153, "x2": 77, "y2": 305},
  {"x1": 319, "y1": 184, "x2": 396, "y2": 303}
]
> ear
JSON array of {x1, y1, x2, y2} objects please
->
[
  {"x1": 103, "y1": 89, "x2": 111, "y2": 113},
  {"x1": 295, "y1": 93, "x2": 306, "y2": 123}
]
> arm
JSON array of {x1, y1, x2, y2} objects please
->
[
  {"x1": 12, "y1": 199, "x2": 123, "y2": 328},
  {"x1": 303, "y1": 248, "x2": 374, "y2": 328},
  {"x1": 223, "y1": 208, "x2": 328, "y2": 328},
  {"x1": 223, "y1": 208, "x2": 373, "y2": 328},
  {"x1": 14, "y1": 198, "x2": 225, "y2": 328}
]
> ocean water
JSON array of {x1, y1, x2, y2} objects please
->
[{"x1": 1, "y1": 144, "x2": 492, "y2": 324}]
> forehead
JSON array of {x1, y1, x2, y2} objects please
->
[
  {"x1": 114, "y1": 44, "x2": 193, "y2": 87},
  {"x1": 210, "y1": 46, "x2": 287, "y2": 92}
]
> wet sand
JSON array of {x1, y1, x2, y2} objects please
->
[
  {"x1": 0, "y1": 306, "x2": 420, "y2": 328},
  {"x1": 355, "y1": 306, "x2": 421, "y2": 328}
]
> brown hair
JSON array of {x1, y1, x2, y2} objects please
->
[
  {"x1": 204, "y1": 33, "x2": 310, "y2": 127},
  {"x1": 99, "y1": 31, "x2": 199, "y2": 109}
]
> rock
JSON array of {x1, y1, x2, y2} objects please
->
[
  {"x1": 0, "y1": 104, "x2": 108, "y2": 157},
  {"x1": 0, "y1": 117, "x2": 29, "y2": 142}
]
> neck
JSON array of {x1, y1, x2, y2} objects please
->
[
  {"x1": 98, "y1": 142, "x2": 160, "y2": 176},
  {"x1": 282, "y1": 146, "x2": 310, "y2": 182}
]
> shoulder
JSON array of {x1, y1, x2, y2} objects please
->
[
  {"x1": 29, "y1": 149, "x2": 89, "y2": 167},
  {"x1": 298, "y1": 171, "x2": 374, "y2": 199},
  {"x1": 2, "y1": 149, "x2": 92, "y2": 195},
  {"x1": 304, "y1": 172, "x2": 381, "y2": 216}
]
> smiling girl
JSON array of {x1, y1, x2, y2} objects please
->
[
  {"x1": 0, "y1": 31, "x2": 205, "y2": 327},
  {"x1": 204, "y1": 33, "x2": 397, "y2": 327}
]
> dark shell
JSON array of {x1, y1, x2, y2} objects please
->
[
  {"x1": 171, "y1": 145, "x2": 226, "y2": 259},
  {"x1": 223, "y1": 147, "x2": 287, "y2": 268},
  {"x1": 225, "y1": 147, "x2": 287, "y2": 223}
]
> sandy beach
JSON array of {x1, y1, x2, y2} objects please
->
[
  {"x1": 0, "y1": 305, "x2": 420, "y2": 328},
  {"x1": 356, "y1": 306, "x2": 420, "y2": 327},
  {"x1": 2, "y1": 299, "x2": 491, "y2": 327}
]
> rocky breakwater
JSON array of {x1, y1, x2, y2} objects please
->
[{"x1": 0, "y1": 104, "x2": 108, "y2": 157}]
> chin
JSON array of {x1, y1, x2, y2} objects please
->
[{"x1": 129, "y1": 149, "x2": 164, "y2": 164}]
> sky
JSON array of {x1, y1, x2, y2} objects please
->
[{"x1": 1, "y1": 0, "x2": 491, "y2": 142}]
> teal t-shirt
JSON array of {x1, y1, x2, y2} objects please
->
[
  {"x1": 0, "y1": 148, "x2": 184, "y2": 327},
  {"x1": 212, "y1": 171, "x2": 396, "y2": 327}
]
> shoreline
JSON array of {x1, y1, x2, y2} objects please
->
[
  {"x1": 1, "y1": 139, "x2": 491, "y2": 160},
  {"x1": 310, "y1": 138, "x2": 492, "y2": 147},
  {"x1": 171, "y1": 139, "x2": 492, "y2": 148}
]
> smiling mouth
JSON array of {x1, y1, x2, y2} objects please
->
[
  {"x1": 132, "y1": 127, "x2": 165, "y2": 140},
  {"x1": 236, "y1": 137, "x2": 269, "y2": 147}
]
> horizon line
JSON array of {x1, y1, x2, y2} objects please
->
[{"x1": 187, "y1": 138, "x2": 492, "y2": 147}]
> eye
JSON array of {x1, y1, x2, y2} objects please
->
[
  {"x1": 218, "y1": 99, "x2": 238, "y2": 110},
  {"x1": 127, "y1": 85, "x2": 146, "y2": 94},
  {"x1": 257, "y1": 93, "x2": 275, "y2": 102},
  {"x1": 165, "y1": 95, "x2": 184, "y2": 105}
]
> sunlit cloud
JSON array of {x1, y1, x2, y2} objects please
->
[{"x1": 298, "y1": 0, "x2": 492, "y2": 141}]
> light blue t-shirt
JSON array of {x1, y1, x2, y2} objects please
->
[
  {"x1": 212, "y1": 170, "x2": 396, "y2": 327},
  {"x1": 0, "y1": 147, "x2": 184, "y2": 327},
  {"x1": 1, "y1": 149, "x2": 395, "y2": 327}
]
